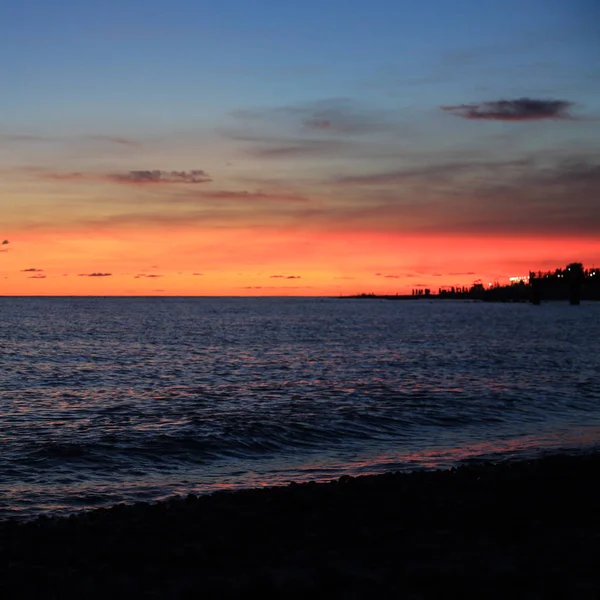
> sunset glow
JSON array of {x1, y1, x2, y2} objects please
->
[{"x1": 2, "y1": 0, "x2": 599, "y2": 296}]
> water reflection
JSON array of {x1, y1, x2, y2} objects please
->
[{"x1": 0, "y1": 297, "x2": 599, "y2": 518}]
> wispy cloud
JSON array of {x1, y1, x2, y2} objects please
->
[
  {"x1": 246, "y1": 139, "x2": 352, "y2": 159},
  {"x1": 134, "y1": 274, "x2": 163, "y2": 278},
  {"x1": 334, "y1": 159, "x2": 531, "y2": 186},
  {"x1": 33, "y1": 168, "x2": 310, "y2": 203},
  {"x1": 39, "y1": 172, "x2": 87, "y2": 182},
  {"x1": 78, "y1": 272, "x2": 112, "y2": 277},
  {"x1": 1, "y1": 133, "x2": 140, "y2": 146},
  {"x1": 1, "y1": 240, "x2": 9, "y2": 245},
  {"x1": 21, "y1": 268, "x2": 44, "y2": 272},
  {"x1": 441, "y1": 98, "x2": 574, "y2": 121},
  {"x1": 27, "y1": 274, "x2": 47, "y2": 279},
  {"x1": 185, "y1": 189, "x2": 310, "y2": 203},
  {"x1": 108, "y1": 170, "x2": 212, "y2": 185},
  {"x1": 270, "y1": 274, "x2": 301, "y2": 279},
  {"x1": 16, "y1": 148, "x2": 600, "y2": 240},
  {"x1": 37, "y1": 168, "x2": 212, "y2": 185},
  {"x1": 87, "y1": 135, "x2": 141, "y2": 147},
  {"x1": 225, "y1": 98, "x2": 401, "y2": 160},
  {"x1": 232, "y1": 98, "x2": 393, "y2": 136},
  {"x1": 328, "y1": 155, "x2": 600, "y2": 237}
]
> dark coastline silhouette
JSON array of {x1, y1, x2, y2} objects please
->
[{"x1": 343, "y1": 263, "x2": 600, "y2": 303}]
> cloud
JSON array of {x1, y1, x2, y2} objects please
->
[
  {"x1": 225, "y1": 98, "x2": 399, "y2": 160},
  {"x1": 134, "y1": 274, "x2": 162, "y2": 278},
  {"x1": 191, "y1": 189, "x2": 310, "y2": 203},
  {"x1": 334, "y1": 159, "x2": 532, "y2": 187},
  {"x1": 108, "y1": 169, "x2": 212, "y2": 185},
  {"x1": 21, "y1": 268, "x2": 44, "y2": 272},
  {"x1": 0, "y1": 133, "x2": 140, "y2": 146},
  {"x1": 33, "y1": 169, "x2": 309, "y2": 204},
  {"x1": 37, "y1": 168, "x2": 212, "y2": 185},
  {"x1": 328, "y1": 155, "x2": 600, "y2": 237},
  {"x1": 232, "y1": 98, "x2": 392, "y2": 136},
  {"x1": 87, "y1": 135, "x2": 141, "y2": 147},
  {"x1": 39, "y1": 172, "x2": 87, "y2": 182},
  {"x1": 27, "y1": 274, "x2": 47, "y2": 279},
  {"x1": 270, "y1": 274, "x2": 301, "y2": 279},
  {"x1": 19, "y1": 151, "x2": 600, "y2": 240},
  {"x1": 2, "y1": 240, "x2": 9, "y2": 245},
  {"x1": 78, "y1": 272, "x2": 112, "y2": 277},
  {"x1": 192, "y1": 272, "x2": 203, "y2": 276},
  {"x1": 246, "y1": 139, "x2": 352, "y2": 159},
  {"x1": 441, "y1": 98, "x2": 574, "y2": 121}
]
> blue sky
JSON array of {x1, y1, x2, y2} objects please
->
[{"x1": 3, "y1": 0, "x2": 599, "y2": 132}]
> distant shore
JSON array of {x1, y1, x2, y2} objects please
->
[
  {"x1": 337, "y1": 293, "x2": 599, "y2": 302},
  {"x1": 337, "y1": 293, "x2": 526, "y2": 302},
  {"x1": 1, "y1": 452, "x2": 599, "y2": 598}
]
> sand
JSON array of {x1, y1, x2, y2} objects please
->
[{"x1": 1, "y1": 452, "x2": 599, "y2": 599}]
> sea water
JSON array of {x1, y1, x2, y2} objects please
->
[{"x1": 1, "y1": 297, "x2": 599, "y2": 519}]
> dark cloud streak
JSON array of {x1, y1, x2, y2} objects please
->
[
  {"x1": 109, "y1": 170, "x2": 212, "y2": 185},
  {"x1": 441, "y1": 98, "x2": 574, "y2": 121},
  {"x1": 37, "y1": 169, "x2": 212, "y2": 185}
]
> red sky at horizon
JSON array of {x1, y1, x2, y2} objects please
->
[{"x1": 2, "y1": 226, "x2": 599, "y2": 296}]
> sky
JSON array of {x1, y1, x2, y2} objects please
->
[{"x1": 1, "y1": 0, "x2": 599, "y2": 296}]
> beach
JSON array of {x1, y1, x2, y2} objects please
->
[{"x1": 1, "y1": 452, "x2": 598, "y2": 599}]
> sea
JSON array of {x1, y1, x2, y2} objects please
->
[{"x1": 1, "y1": 297, "x2": 599, "y2": 520}]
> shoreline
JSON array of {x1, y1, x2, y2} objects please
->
[{"x1": 2, "y1": 452, "x2": 599, "y2": 598}]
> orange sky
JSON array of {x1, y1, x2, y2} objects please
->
[
  {"x1": 2, "y1": 222, "x2": 599, "y2": 296},
  {"x1": 2, "y1": 95, "x2": 599, "y2": 296}
]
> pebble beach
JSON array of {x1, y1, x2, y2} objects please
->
[{"x1": 2, "y1": 452, "x2": 598, "y2": 599}]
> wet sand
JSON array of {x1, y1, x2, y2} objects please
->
[{"x1": 1, "y1": 452, "x2": 599, "y2": 599}]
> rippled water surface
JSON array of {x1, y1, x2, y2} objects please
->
[{"x1": 1, "y1": 297, "x2": 599, "y2": 518}]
